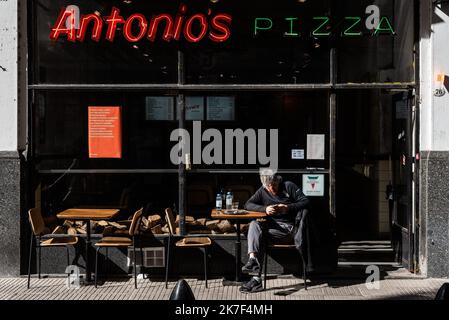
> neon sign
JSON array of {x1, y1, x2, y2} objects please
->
[
  {"x1": 254, "y1": 5, "x2": 395, "y2": 37},
  {"x1": 50, "y1": 4, "x2": 232, "y2": 43},
  {"x1": 254, "y1": 16, "x2": 395, "y2": 37},
  {"x1": 49, "y1": 4, "x2": 395, "y2": 44}
]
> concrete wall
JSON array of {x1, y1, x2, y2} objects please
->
[
  {"x1": 0, "y1": 0, "x2": 18, "y2": 152},
  {"x1": 0, "y1": 0, "x2": 23, "y2": 277},
  {"x1": 419, "y1": 0, "x2": 449, "y2": 278}
]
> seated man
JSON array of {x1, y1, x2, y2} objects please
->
[{"x1": 240, "y1": 170, "x2": 309, "y2": 293}]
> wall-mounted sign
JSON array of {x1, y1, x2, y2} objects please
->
[
  {"x1": 145, "y1": 96, "x2": 174, "y2": 120},
  {"x1": 307, "y1": 134, "x2": 325, "y2": 160},
  {"x1": 88, "y1": 106, "x2": 122, "y2": 158},
  {"x1": 50, "y1": 4, "x2": 232, "y2": 43},
  {"x1": 291, "y1": 149, "x2": 305, "y2": 160},
  {"x1": 49, "y1": 5, "x2": 395, "y2": 45},
  {"x1": 302, "y1": 174, "x2": 324, "y2": 197},
  {"x1": 207, "y1": 96, "x2": 235, "y2": 121},
  {"x1": 186, "y1": 96, "x2": 204, "y2": 120}
]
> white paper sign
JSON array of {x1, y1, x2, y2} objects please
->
[
  {"x1": 302, "y1": 174, "x2": 325, "y2": 197},
  {"x1": 207, "y1": 96, "x2": 235, "y2": 121},
  {"x1": 291, "y1": 149, "x2": 305, "y2": 160},
  {"x1": 145, "y1": 96, "x2": 174, "y2": 120},
  {"x1": 307, "y1": 134, "x2": 325, "y2": 160},
  {"x1": 186, "y1": 96, "x2": 204, "y2": 120}
]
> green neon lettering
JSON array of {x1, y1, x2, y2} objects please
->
[
  {"x1": 284, "y1": 18, "x2": 299, "y2": 37},
  {"x1": 254, "y1": 18, "x2": 273, "y2": 36},
  {"x1": 343, "y1": 17, "x2": 362, "y2": 36},
  {"x1": 312, "y1": 17, "x2": 330, "y2": 37},
  {"x1": 374, "y1": 17, "x2": 395, "y2": 35}
]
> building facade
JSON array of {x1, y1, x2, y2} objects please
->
[{"x1": 0, "y1": 0, "x2": 448, "y2": 278}]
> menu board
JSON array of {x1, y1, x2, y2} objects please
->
[
  {"x1": 207, "y1": 96, "x2": 235, "y2": 121},
  {"x1": 88, "y1": 106, "x2": 122, "y2": 158},
  {"x1": 145, "y1": 96, "x2": 174, "y2": 120}
]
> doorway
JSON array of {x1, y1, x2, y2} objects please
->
[{"x1": 336, "y1": 90, "x2": 415, "y2": 268}]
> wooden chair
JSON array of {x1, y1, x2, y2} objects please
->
[
  {"x1": 262, "y1": 242, "x2": 307, "y2": 291},
  {"x1": 94, "y1": 208, "x2": 143, "y2": 289},
  {"x1": 27, "y1": 208, "x2": 78, "y2": 289},
  {"x1": 262, "y1": 210, "x2": 310, "y2": 291},
  {"x1": 164, "y1": 208, "x2": 212, "y2": 289}
]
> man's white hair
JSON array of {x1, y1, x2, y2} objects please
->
[{"x1": 259, "y1": 168, "x2": 282, "y2": 187}]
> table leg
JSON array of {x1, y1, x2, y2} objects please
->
[
  {"x1": 222, "y1": 221, "x2": 249, "y2": 286},
  {"x1": 235, "y1": 222, "x2": 241, "y2": 282},
  {"x1": 85, "y1": 220, "x2": 92, "y2": 283}
]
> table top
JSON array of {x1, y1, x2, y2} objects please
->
[
  {"x1": 56, "y1": 208, "x2": 120, "y2": 220},
  {"x1": 211, "y1": 209, "x2": 267, "y2": 220}
]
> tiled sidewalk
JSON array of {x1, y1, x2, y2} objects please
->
[{"x1": 0, "y1": 272, "x2": 447, "y2": 300}]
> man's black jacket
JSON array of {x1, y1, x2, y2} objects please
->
[{"x1": 244, "y1": 181, "x2": 310, "y2": 224}]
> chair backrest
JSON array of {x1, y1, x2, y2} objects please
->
[
  {"x1": 164, "y1": 208, "x2": 177, "y2": 235},
  {"x1": 187, "y1": 185, "x2": 214, "y2": 206},
  {"x1": 129, "y1": 208, "x2": 143, "y2": 236},
  {"x1": 225, "y1": 185, "x2": 255, "y2": 204},
  {"x1": 28, "y1": 208, "x2": 46, "y2": 236}
]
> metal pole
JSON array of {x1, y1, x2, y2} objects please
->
[
  {"x1": 329, "y1": 48, "x2": 337, "y2": 218},
  {"x1": 178, "y1": 50, "x2": 187, "y2": 236}
]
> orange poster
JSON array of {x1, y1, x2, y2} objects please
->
[{"x1": 88, "y1": 106, "x2": 122, "y2": 158}]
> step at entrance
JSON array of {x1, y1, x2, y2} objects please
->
[{"x1": 338, "y1": 240, "x2": 396, "y2": 264}]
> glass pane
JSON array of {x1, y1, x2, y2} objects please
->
[
  {"x1": 33, "y1": 92, "x2": 179, "y2": 170},
  {"x1": 184, "y1": 0, "x2": 331, "y2": 84},
  {"x1": 33, "y1": 0, "x2": 178, "y2": 83},
  {"x1": 336, "y1": 0, "x2": 414, "y2": 83},
  {"x1": 182, "y1": 92, "x2": 329, "y2": 170},
  {"x1": 38, "y1": 172, "x2": 178, "y2": 219}
]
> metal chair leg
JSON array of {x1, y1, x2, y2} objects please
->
[
  {"x1": 203, "y1": 247, "x2": 208, "y2": 288},
  {"x1": 133, "y1": 239, "x2": 137, "y2": 289},
  {"x1": 140, "y1": 239, "x2": 144, "y2": 279},
  {"x1": 263, "y1": 250, "x2": 268, "y2": 290},
  {"x1": 38, "y1": 240, "x2": 41, "y2": 279},
  {"x1": 165, "y1": 237, "x2": 171, "y2": 289},
  {"x1": 301, "y1": 254, "x2": 307, "y2": 290},
  {"x1": 27, "y1": 234, "x2": 34, "y2": 289},
  {"x1": 66, "y1": 246, "x2": 70, "y2": 267},
  {"x1": 105, "y1": 248, "x2": 109, "y2": 276},
  {"x1": 95, "y1": 247, "x2": 100, "y2": 288}
]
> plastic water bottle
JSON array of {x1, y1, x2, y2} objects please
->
[
  {"x1": 220, "y1": 188, "x2": 225, "y2": 205},
  {"x1": 226, "y1": 191, "x2": 233, "y2": 210},
  {"x1": 216, "y1": 193, "x2": 223, "y2": 210}
]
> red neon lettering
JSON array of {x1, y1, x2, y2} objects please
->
[
  {"x1": 209, "y1": 14, "x2": 232, "y2": 42},
  {"x1": 148, "y1": 14, "x2": 174, "y2": 42},
  {"x1": 49, "y1": 8, "x2": 76, "y2": 42},
  {"x1": 124, "y1": 14, "x2": 148, "y2": 42},
  {"x1": 173, "y1": 4, "x2": 187, "y2": 41},
  {"x1": 49, "y1": 4, "x2": 233, "y2": 43},
  {"x1": 77, "y1": 14, "x2": 103, "y2": 42},
  {"x1": 184, "y1": 14, "x2": 208, "y2": 43},
  {"x1": 105, "y1": 7, "x2": 125, "y2": 42}
]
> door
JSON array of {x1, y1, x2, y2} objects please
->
[{"x1": 391, "y1": 91, "x2": 414, "y2": 271}]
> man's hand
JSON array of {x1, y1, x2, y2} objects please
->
[
  {"x1": 275, "y1": 204, "x2": 289, "y2": 213},
  {"x1": 266, "y1": 204, "x2": 288, "y2": 215},
  {"x1": 265, "y1": 205, "x2": 277, "y2": 216}
]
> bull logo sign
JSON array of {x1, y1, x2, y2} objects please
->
[{"x1": 302, "y1": 175, "x2": 324, "y2": 197}]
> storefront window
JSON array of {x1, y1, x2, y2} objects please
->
[
  {"x1": 32, "y1": 0, "x2": 178, "y2": 84},
  {"x1": 33, "y1": 92, "x2": 179, "y2": 170},
  {"x1": 184, "y1": 0, "x2": 331, "y2": 84},
  {"x1": 335, "y1": 0, "x2": 415, "y2": 83}
]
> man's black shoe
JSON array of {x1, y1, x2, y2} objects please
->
[
  {"x1": 239, "y1": 277, "x2": 263, "y2": 293},
  {"x1": 242, "y1": 257, "x2": 260, "y2": 273}
]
